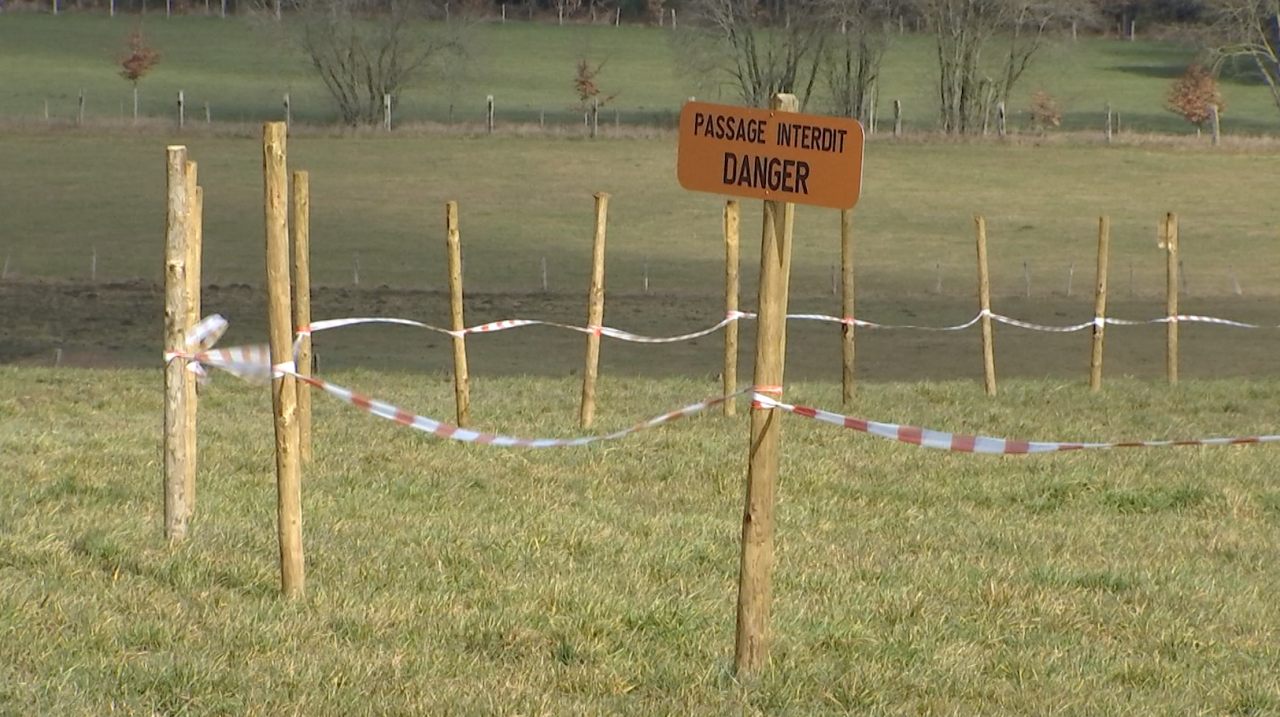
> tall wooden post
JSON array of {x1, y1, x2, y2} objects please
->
[
  {"x1": 735, "y1": 92, "x2": 799, "y2": 678},
  {"x1": 840, "y1": 208, "x2": 856, "y2": 403},
  {"x1": 1090, "y1": 216, "x2": 1110, "y2": 391},
  {"x1": 263, "y1": 122, "x2": 304, "y2": 597},
  {"x1": 724, "y1": 200, "x2": 740, "y2": 417},
  {"x1": 184, "y1": 161, "x2": 202, "y2": 518},
  {"x1": 1164, "y1": 212, "x2": 1179, "y2": 385},
  {"x1": 579, "y1": 193, "x2": 609, "y2": 429},
  {"x1": 292, "y1": 171, "x2": 313, "y2": 464},
  {"x1": 446, "y1": 201, "x2": 471, "y2": 427},
  {"x1": 163, "y1": 146, "x2": 190, "y2": 542},
  {"x1": 975, "y1": 216, "x2": 996, "y2": 396}
]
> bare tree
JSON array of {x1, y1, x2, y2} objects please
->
[
  {"x1": 676, "y1": 0, "x2": 828, "y2": 109},
  {"x1": 917, "y1": 0, "x2": 1085, "y2": 133},
  {"x1": 823, "y1": 0, "x2": 894, "y2": 122},
  {"x1": 295, "y1": 0, "x2": 467, "y2": 126},
  {"x1": 1205, "y1": 0, "x2": 1280, "y2": 124}
]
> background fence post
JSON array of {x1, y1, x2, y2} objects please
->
[
  {"x1": 263, "y1": 121, "x2": 304, "y2": 597},
  {"x1": 724, "y1": 200, "x2": 740, "y2": 417},
  {"x1": 163, "y1": 146, "x2": 190, "y2": 542},
  {"x1": 178, "y1": 90, "x2": 185, "y2": 130},
  {"x1": 486, "y1": 95, "x2": 495, "y2": 134},
  {"x1": 580, "y1": 193, "x2": 610, "y2": 429},
  {"x1": 893, "y1": 100, "x2": 902, "y2": 137},
  {"x1": 1090, "y1": 216, "x2": 1110, "y2": 391},
  {"x1": 841, "y1": 208, "x2": 856, "y2": 403},
  {"x1": 292, "y1": 170, "x2": 313, "y2": 464},
  {"x1": 446, "y1": 201, "x2": 472, "y2": 428},
  {"x1": 1105, "y1": 103, "x2": 1113, "y2": 144},
  {"x1": 975, "y1": 216, "x2": 996, "y2": 396},
  {"x1": 1165, "y1": 212, "x2": 1179, "y2": 385},
  {"x1": 183, "y1": 161, "x2": 202, "y2": 520}
]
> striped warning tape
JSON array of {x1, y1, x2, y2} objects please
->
[{"x1": 752, "y1": 394, "x2": 1280, "y2": 453}]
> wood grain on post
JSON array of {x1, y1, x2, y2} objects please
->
[
  {"x1": 1090, "y1": 216, "x2": 1110, "y2": 391},
  {"x1": 579, "y1": 193, "x2": 609, "y2": 429},
  {"x1": 975, "y1": 216, "x2": 996, "y2": 396},
  {"x1": 263, "y1": 122, "x2": 305, "y2": 597},
  {"x1": 1165, "y1": 212, "x2": 1179, "y2": 385},
  {"x1": 163, "y1": 146, "x2": 190, "y2": 542},
  {"x1": 184, "y1": 162, "x2": 203, "y2": 518},
  {"x1": 735, "y1": 92, "x2": 798, "y2": 678},
  {"x1": 446, "y1": 201, "x2": 471, "y2": 427},
  {"x1": 724, "y1": 200, "x2": 740, "y2": 417},
  {"x1": 840, "y1": 208, "x2": 856, "y2": 404},
  {"x1": 292, "y1": 170, "x2": 313, "y2": 464}
]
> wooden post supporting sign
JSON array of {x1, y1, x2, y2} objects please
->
[
  {"x1": 580, "y1": 193, "x2": 609, "y2": 429},
  {"x1": 677, "y1": 94, "x2": 864, "y2": 676},
  {"x1": 724, "y1": 200, "x2": 740, "y2": 417},
  {"x1": 446, "y1": 201, "x2": 472, "y2": 427},
  {"x1": 293, "y1": 171, "x2": 313, "y2": 463},
  {"x1": 163, "y1": 146, "x2": 190, "y2": 542},
  {"x1": 263, "y1": 122, "x2": 305, "y2": 597}
]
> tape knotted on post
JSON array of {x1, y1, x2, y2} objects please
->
[
  {"x1": 751, "y1": 385, "x2": 784, "y2": 409},
  {"x1": 272, "y1": 361, "x2": 297, "y2": 378}
]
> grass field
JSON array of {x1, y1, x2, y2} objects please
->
[
  {"x1": 3, "y1": 368, "x2": 1280, "y2": 715},
  {"x1": 3, "y1": 15, "x2": 1280, "y2": 133}
]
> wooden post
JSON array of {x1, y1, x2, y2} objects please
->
[
  {"x1": 184, "y1": 161, "x2": 202, "y2": 519},
  {"x1": 579, "y1": 193, "x2": 609, "y2": 429},
  {"x1": 178, "y1": 90, "x2": 185, "y2": 130},
  {"x1": 1105, "y1": 103, "x2": 1113, "y2": 144},
  {"x1": 735, "y1": 92, "x2": 799, "y2": 678},
  {"x1": 283, "y1": 93, "x2": 291, "y2": 132},
  {"x1": 996, "y1": 102, "x2": 1006, "y2": 137},
  {"x1": 975, "y1": 216, "x2": 996, "y2": 396},
  {"x1": 724, "y1": 200, "x2": 740, "y2": 417},
  {"x1": 77, "y1": 89, "x2": 84, "y2": 126},
  {"x1": 893, "y1": 100, "x2": 902, "y2": 137},
  {"x1": 1164, "y1": 212, "x2": 1179, "y2": 385},
  {"x1": 590, "y1": 97, "x2": 599, "y2": 138},
  {"x1": 840, "y1": 208, "x2": 855, "y2": 404},
  {"x1": 486, "y1": 95, "x2": 495, "y2": 135},
  {"x1": 446, "y1": 201, "x2": 471, "y2": 428},
  {"x1": 384, "y1": 94, "x2": 392, "y2": 131},
  {"x1": 292, "y1": 170, "x2": 313, "y2": 464},
  {"x1": 1089, "y1": 217, "x2": 1110, "y2": 391},
  {"x1": 1210, "y1": 105, "x2": 1220, "y2": 146},
  {"x1": 163, "y1": 146, "x2": 190, "y2": 542},
  {"x1": 263, "y1": 122, "x2": 304, "y2": 597}
]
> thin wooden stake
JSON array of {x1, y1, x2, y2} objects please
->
[
  {"x1": 91, "y1": 246, "x2": 97, "y2": 282},
  {"x1": 1105, "y1": 103, "x2": 1113, "y2": 144},
  {"x1": 643, "y1": 259, "x2": 650, "y2": 294},
  {"x1": 976, "y1": 216, "x2": 996, "y2": 396},
  {"x1": 579, "y1": 193, "x2": 609, "y2": 429},
  {"x1": 263, "y1": 121, "x2": 304, "y2": 597},
  {"x1": 486, "y1": 95, "x2": 495, "y2": 135},
  {"x1": 446, "y1": 201, "x2": 472, "y2": 428},
  {"x1": 735, "y1": 92, "x2": 798, "y2": 678},
  {"x1": 724, "y1": 200, "x2": 740, "y2": 417},
  {"x1": 893, "y1": 100, "x2": 902, "y2": 137},
  {"x1": 541, "y1": 255, "x2": 548, "y2": 291},
  {"x1": 1023, "y1": 259, "x2": 1031, "y2": 297},
  {"x1": 162, "y1": 145, "x2": 190, "y2": 542},
  {"x1": 1164, "y1": 212, "x2": 1179, "y2": 385},
  {"x1": 1090, "y1": 217, "x2": 1110, "y2": 391},
  {"x1": 840, "y1": 208, "x2": 855, "y2": 403},
  {"x1": 184, "y1": 161, "x2": 202, "y2": 520},
  {"x1": 353, "y1": 253, "x2": 360, "y2": 286},
  {"x1": 293, "y1": 170, "x2": 313, "y2": 464}
]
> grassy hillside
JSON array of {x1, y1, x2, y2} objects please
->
[{"x1": 2, "y1": 15, "x2": 1279, "y2": 133}]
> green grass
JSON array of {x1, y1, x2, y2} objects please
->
[
  {"x1": 3, "y1": 368, "x2": 1280, "y2": 714},
  {"x1": 2, "y1": 15, "x2": 1280, "y2": 133}
]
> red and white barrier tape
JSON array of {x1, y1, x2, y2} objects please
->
[
  {"x1": 752, "y1": 394, "x2": 1280, "y2": 453},
  {"x1": 172, "y1": 315, "x2": 1280, "y2": 453}
]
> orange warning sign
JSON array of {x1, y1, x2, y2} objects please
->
[{"x1": 677, "y1": 101, "x2": 864, "y2": 210}]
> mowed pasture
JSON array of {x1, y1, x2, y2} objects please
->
[
  {"x1": 3, "y1": 369, "x2": 1280, "y2": 715},
  {"x1": 3, "y1": 133, "x2": 1280, "y2": 380},
  {"x1": 4, "y1": 16, "x2": 1280, "y2": 716}
]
